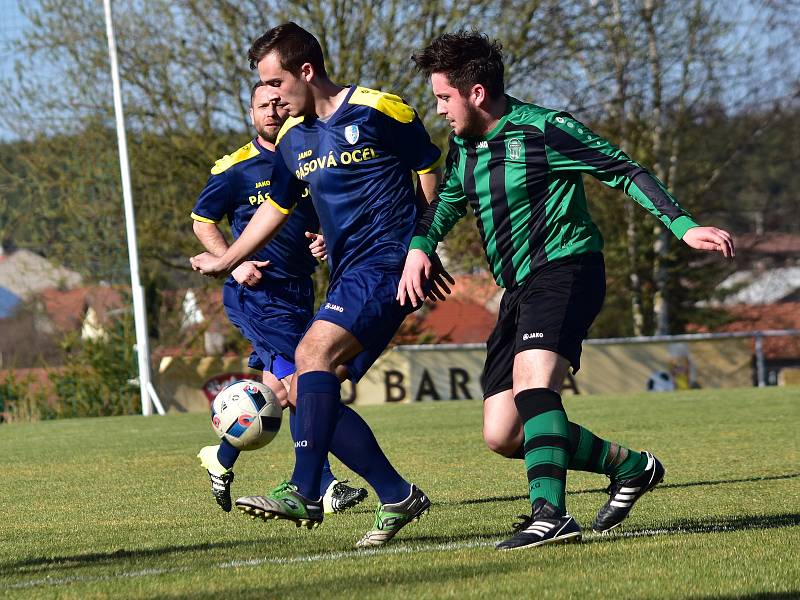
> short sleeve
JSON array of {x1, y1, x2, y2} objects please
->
[
  {"x1": 191, "y1": 172, "x2": 232, "y2": 223},
  {"x1": 378, "y1": 110, "x2": 443, "y2": 174}
]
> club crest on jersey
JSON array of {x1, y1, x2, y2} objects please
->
[
  {"x1": 507, "y1": 138, "x2": 522, "y2": 160},
  {"x1": 344, "y1": 124, "x2": 359, "y2": 144}
]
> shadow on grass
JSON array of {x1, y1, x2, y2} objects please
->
[
  {"x1": 0, "y1": 540, "x2": 254, "y2": 577},
  {"x1": 405, "y1": 512, "x2": 800, "y2": 547},
  {"x1": 458, "y1": 472, "x2": 800, "y2": 506},
  {"x1": 585, "y1": 512, "x2": 800, "y2": 545}
]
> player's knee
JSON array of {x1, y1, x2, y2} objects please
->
[
  {"x1": 294, "y1": 340, "x2": 334, "y2": 373},
  {"x1": 483, "y1": 428, "x2": 519, "y2": 457}
]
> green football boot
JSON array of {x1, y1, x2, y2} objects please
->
[
  {"x1": 236, "y1": 481, "x2": 323, "y2": 529},
  {"x1": 356, "y1": 484, "x2": 430, "y2": 548}
]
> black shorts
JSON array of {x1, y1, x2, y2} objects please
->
[{"x1": 481, "y1": 252, "x2": 606, "y2": 399}]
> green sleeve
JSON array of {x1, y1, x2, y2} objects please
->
[
  {"x1": 543, "y1": 112, "x2": 699, "y2": 239},
  {"x1": 409, "y1": 141, "x2": 468, "y2": 254}
]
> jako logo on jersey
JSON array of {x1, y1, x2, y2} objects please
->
[
  {"x1": 522, "y1": 332, "x2": 544, "y2": 340},
  {"x1": 298, "y1": 149, "x2": 312, "y2": 159},
  {"x1": 254, "y1": 180, "x2": 271, "y2": 188},
  {"x1": 476, "y1": 141, "x2": 488, "y2": 149},
  {"x1": 507, "y1": 138, "x2": 522, "y2": 160},
  {"x1": 294, "y1": 440, "x2": 308, "y2": 448},
  {"x1": 344, "y1": 124, "x2": 359, "y2": 144},
  {"x1": 324, "y1": 302, "x2": 345, "y2": 313}
]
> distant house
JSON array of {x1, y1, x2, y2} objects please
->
[{"x1": 0, "y1": 248, "x2": 82, "y2": 300}]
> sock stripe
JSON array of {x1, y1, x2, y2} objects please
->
[
  {"x1": 526, "y1": 463, "x2": 567, "y2": 482},
  {"x1": 588, "y1": 435, "x2": 605, "y2": 470},
  {"x1": 514, "y1": 388, "x2": 564, "y2": 421},
  {"x1": 523, "y1": 435, "x2": 571, "y2": 455},
  {"x1": 568, "y1": 421, "x2": 581, "y2": 454}
]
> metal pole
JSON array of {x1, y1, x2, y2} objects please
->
[
  {"x1": 755, "y1": 333, "x2": 766, "y2": 387},
  {"x1": 103, "y1": 0, "x2": 162, "y2": 416}
]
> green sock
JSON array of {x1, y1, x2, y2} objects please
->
[
  {"x1": 514, "y1": 388, "x2": 570, "y2": 511},
  {"x1": 567, "y1": 422, "x2": 647, "y2": 480}
]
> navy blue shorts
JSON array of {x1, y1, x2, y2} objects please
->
[
  {"x1": 222, "y1": 276, "x2": 314, "y2": 380},
  {"x1": 312, "y1": 264, "x2": 416, "y2": 382}
]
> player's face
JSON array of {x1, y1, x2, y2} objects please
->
[
  {"x1": 250, "y1": 86, "x2": 289, "y2": 143},
  {"x1": 431, "y1": 72, "x2": 482, "y2": 138},
  {"x1": 257, "y1": 51, "x2": 312, "y2": 117}
]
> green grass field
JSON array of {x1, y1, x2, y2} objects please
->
[{"x1": 1, "y1": 387, "x2": 799, "y2": 599}]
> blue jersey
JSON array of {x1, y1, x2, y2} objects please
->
[
  {"x1": 268, "y1": 86, "x2": 442, "y2": 281},
  {"x1": 191, "y1": 138, "x2": 319, "y2": 280}
]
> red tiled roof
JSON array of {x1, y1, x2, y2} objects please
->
[
  {"x1": 415, "y1": 298, "x2": 496, "y2": 344},
  {"x1": 737, "y1": 233, "x2": 800, "y2": 255},
  {"x1": 39, "y1": 286, "x2": 124, "y2": 334}
]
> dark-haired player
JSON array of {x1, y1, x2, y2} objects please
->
[
  {"x1": 192, "y1": 82, "x2": 367, "y2": 517},
  {"x1": 400, "y1": 31, "x2": 734, "y2": 550},
  {"x1": 191, "y1": 23, "x2": 451, "y2": 548}
]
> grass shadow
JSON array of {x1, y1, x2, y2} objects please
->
[
  {"x1": 0, "y1": 540, "x2": 254, "y2": 577},
  {"x1": 457, "y1": 472, "x2": 800, "y2": 506}
]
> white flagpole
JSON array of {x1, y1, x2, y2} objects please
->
[{"x1": 103, "y1": 0, "x2": 163, "y2": 416}]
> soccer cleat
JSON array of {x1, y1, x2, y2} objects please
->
[
  {"x1": 356, "y1": 484, "x2": 430, "y2": 548},
  {"x1": 235, "y1": 481, "x2": 323, "y2": 529},
  {"x1": 592, "y1": 450, "x2": 665, "y2": 533},
  {"x1": 197, "y1": 445, "x2": 234, "y2": 512},
  {"x1": 496, "y1": 498, "x2": 582, "y2": 550},
  {"x1": 323, "y1": 479, "x2": 369, "y2": 514}
]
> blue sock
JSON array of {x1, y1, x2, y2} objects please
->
[
  {"x1": 290, "y1": 371, "x2": 342, "y2": 499},
  {"x1": 216, "y1": 438, "x2": 240, "y2": 470},
  {"x1": 289, "y1": 408, "x2": 337, "y2": 497},
  {"x1": 329, "y1": 404, "x2": 410, "y2": 504}
]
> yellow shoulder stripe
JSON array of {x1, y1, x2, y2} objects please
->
[
  {"x1": 269, "y1": 198, "x2": 292, "y2": 215},
  {"x1": 276, "y1": 115, "x2": 304, "y2": 146},
  {"x1": 417, "y1": 154, "x2": 444, "y2": 174},
  {"x1": 210, "y1": 142, "x2": 260, "y2": 175},
  {"x1": 348, "y1": 86, "x2": 415, "y2": 124},
  {"x1": 190, "y1": 212, "x2": 220, "y2": 224}
]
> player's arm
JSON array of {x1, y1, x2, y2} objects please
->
[
  {"x1": 191, "y1": 150, "x2": 299, "y2": 276},
  {"x1": 192, "y1": 221, "x2": 229, "y2": 256},
  {"x1": 543, "y1": 112, "x2": 734, "y2": 257},
  {"x1": 399, "y1": 141, "x2": 467, "y2": 307},
  {"x1": 191, "y1": 201, "x2": 288, "y2": 276}
]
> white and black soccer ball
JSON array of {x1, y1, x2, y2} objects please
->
[
  {"x1": 210, "y1": 380, "x2": 282, "y2": 451},
  {"x1": 646, "y1": 370, "x2": 676, "y2": 392}
]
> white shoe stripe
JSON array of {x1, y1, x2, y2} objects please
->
[
  {"x1": 615, "y1": 493, "x2": 636, "y2": 501},
  {"x1": 610, "y1": 500, "x2": 631, "y2": 508},
  {"x1": 525, "y1": 526, "x2": 551, "y2": 535},
  {"x1": 532, "y1": 521, "x2": 554, "y2": 528},
  {"x1": 620, "y1": 487, "x2": 641, "y2": 494}
]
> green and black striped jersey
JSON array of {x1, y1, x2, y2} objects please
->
[{"x1": 410, "y1": 96, "x2": 699, "y2": 289}]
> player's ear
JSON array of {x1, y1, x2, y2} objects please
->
[
  {"x1": 249, "y1": 107, "x2": 255, "y2": 126},
  {"x1": 472, "y1": 84, "x2": 487, "y2": 108},
  {"x1": 301, "y1": 62, "x2": 314, "y2": 83}
]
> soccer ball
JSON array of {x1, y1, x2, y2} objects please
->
[{"x1": 210, "y1": 380, "x2": 282, "y2": 451}]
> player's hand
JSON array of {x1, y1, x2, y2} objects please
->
[
  {"x1": 190, "y1": 252, "x2": 228, "y2": 277},
  {"x1": 231, "y1": 260, "x2": 270, "y2": 287},
  {"x1": 682, "y1": 227, "x2": 735, "y2": 258},
  {"x1": 305, "y1": 231, "x2": 327, "y2": 261},
  {"x1": 427, "y1": 252, "x2": 455, "y2": 302},
  {"x1": 397, "y1": 249, "x2": 432, "y2": 308}
]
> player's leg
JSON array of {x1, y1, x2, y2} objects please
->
[
  {"x1": 484, "y1": 390, "x2": 651, "y2": 478},
  {"x1": 279, "y1": 371, "x2": 368, "y2": 514}
]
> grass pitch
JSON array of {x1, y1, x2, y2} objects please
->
[{"x1": 1, "y1": 387, "x2": 798, "y2": 599}]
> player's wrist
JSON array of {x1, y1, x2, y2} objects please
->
[
  {"x1": 409, "y1": 236, "x2": 437, "y2": 256},
  {"x1": 670, "y1": 215, "x2": 700, "y2": 240}
]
